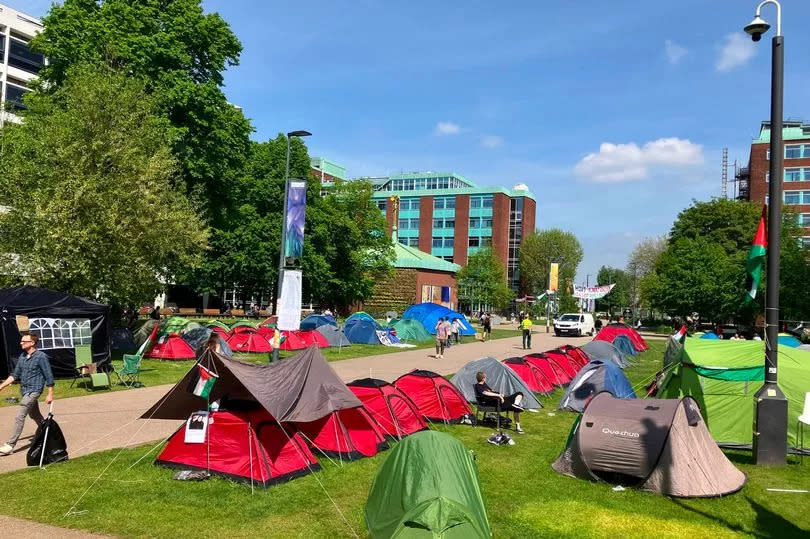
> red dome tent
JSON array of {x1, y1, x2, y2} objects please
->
[
  {"x1": 348, "y1": 378, "x2": 428, "y2": 440},
  {"x1": 594, "y1": 324, "x2": 648, "y2": 351},
  {"x1": 539, "y1": 349, "x2": 579, "y2": 378},
  {"x1": 146, "y1": 333, "x2": 196, "y2": 360},
  {"x1": 502, "y1": 357, "x2": 555, "y2": 395},
  {"x1": 559, "y1": 344, "x2": 590, "y2": 367},
  {"x1": 142, "y1": 347, "x2": 379, "y2": 486},
  {"x1": 297, "y1": 406, "x2": 388, "y2": 460},
  {"x1": 524, "y1": 354, "x2": 572, "y2": 386},
  {"x1": 393, "y1": 370, "x2": 472, "y2": 423},
  {"x1": 209, "y1": 326, "x2": 230, "y2": 340},
  {"x1": 279, "y1": 330, "x2": 331, "y2": 351},
  {"x1": 156, "y1": 410, "x2": 318, "y2": 487},
  {"x1": 227, "y1": 331, "x2": 273, "y2": 353},
  {"x1": 278, "y1": 330, "x2": 308, "y2": 351}
]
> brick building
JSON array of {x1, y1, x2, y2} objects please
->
[
  {"x1": 369, "y1": 172, "x2": 536, "y2": 295},
  {"x1": 361, "y1": 237, "x2": 460, "y2": 316},
  {"x1": 743, "y1": 120, "x2": 810, "y2": 247}
]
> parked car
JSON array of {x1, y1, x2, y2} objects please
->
[{"x1": 554, "y1": 313, "x2": 595, "y2": 337}]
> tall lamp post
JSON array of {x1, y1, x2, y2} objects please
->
[
  {"x1": 744, "y1": 1, "x2": 787, "y2": 465},
  {"x1": 272, "y1": 129, "x2": 311, "y2": 362}
]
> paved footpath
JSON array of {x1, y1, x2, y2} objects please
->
[{"x1": 0, "y1": 329, "x2": 589, "y2": 536}]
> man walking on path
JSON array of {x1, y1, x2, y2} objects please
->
[
  {"x1": 521, "y1": 315, "x2": 533, "y2": 349},
  {"x1": 0, "y1": 334, "x2": 54, "y2": 455},
  {"x1": 482, "y1": 313, "x2": 492, "y2": 341}
]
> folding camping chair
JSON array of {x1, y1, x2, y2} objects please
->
[
  {"x1": 69, "y1": 344, "x2": 93, "y2": 388},
  {"x1": 115, "y1": 337, "x2": 149, "y2": 388},
  {"x1": 115, "y1": 353, "x2": 142, "y2": 388},
  {"x1": 474, "y1": 398, "x2": 511, "y2": 427}
]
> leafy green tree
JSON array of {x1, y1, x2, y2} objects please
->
[
  {"x1": 31, "y1": 0, "x2": 252, "y2": 225},
  {"x1": 305, "y1": 180, "x2": 395, "y2": 313},
  {"x1": 626, "y1": 236, "x2": 667, "y2": 312},
  {"x1": 458, "y1": 249, "x2": 514, "y2": 310},
  {"x1": 0, "y1": 66, "x2": 208, "y2": 306},
  {"x1": 595, "y1": 266, "x2": 631, "y2": 315},
  {"x1": 670, "y1": 199, "x2": 761, "y2": 256},
  {"x1": 776, "y1": 209, "x2": 810, "y2": 320},
  {"x1": 519, "y1": 228, "x2": 584, "y2": 295}
]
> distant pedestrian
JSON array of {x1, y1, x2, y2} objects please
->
[
  {"x1": 451, "y1": 318, "x2": 461, "y2": 344},
  {"x1": 482, "y1": 313, "x2": 492, "y2": 341},
  {"x1": 150, "y1": 305, "x2": 161, "y2": 320},
  {"x1": 435, "y1": 317, "x2": 449, "y2": 359},
  {"x1": 521, "y1": 315, "x2": 533, "y2": 349}
]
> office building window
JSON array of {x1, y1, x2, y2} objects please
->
[
  {"x1": 432, "y1": 217, "x2": 455, "y2": 229},
  {"x1": 398, "y1": 237, "x2": 419, "y2": 247},
  {"x1": 398, "y1": 218, "x2": 420, "y2": 230},
  {"x1": 4, "y1": 82, "x2": 30, "y2": 110},
  {"x1": 798, "y1": 214, "x2": 810, "y2": 227},
  {"x1": 470, "y1": 195, "x2": 494, "y2": 209},
  {"x1": 8, "y1": 37, "x2": 45, "y2": 75},
  {"x1": 432, "y1": 237, "x2": 453, "y2": 248},
  {"x1": 441, "y1": 255, "x2": 454, "y2": 263},
  {"x1": 375, "y1": 200, "x2": 387, "y2": 213},
  {"x1": 469, "y1": 217, "x2": 480, "y2": 228},
  {"x1": 784, "y1": 191, "x2": 810, "y2": 205},
  {"x1": 400, "y1": 197, "x2": 420, "y2": 211},
  {"x1": 434, "y1": 196, "x2": 456, "y2": 210}
]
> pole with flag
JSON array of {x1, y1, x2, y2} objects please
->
[{"x1": 746, "y1": 205, "x2": 768, "y2": 303}]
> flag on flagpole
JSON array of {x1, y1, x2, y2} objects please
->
[
  {"x1": 745, "y1": 205, "x2": 768, "y2": 302},
  {"x1": 671, "y1": 325, "x2": 687, "y2": 342},
  {"x1": 191, "y1": 365, "x2": 218, "y2": 399}
]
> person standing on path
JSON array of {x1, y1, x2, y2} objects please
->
[
  {"x1": 482, "y1": 312, "x2": 492, "y2": 341},
  {"x1": 451, "y1": 318, "x2": 461, "y2": 344},
  {"x1": 434, "y1": 317, "x2": 449, "y2": 359},
  {"x1": 0, "y1": 334, "x2": 54, "y2": 455},
  {"x1": 521, "y1": 315, "x2": 533, "y2": 349}
]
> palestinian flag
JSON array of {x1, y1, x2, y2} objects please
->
[
  {"x1": 671, "y1": 325, "x2": 687, "y2": 343},
  {"x1": 745, "y1": 205, "x2": 768, "y2": 302},
  {"x1": 190, "y1": 365, "x2": 218, "y2": 399}
]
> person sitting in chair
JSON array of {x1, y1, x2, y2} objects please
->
[{"x1": 473, "y1": 371, "x2": 525, "y2": 434}]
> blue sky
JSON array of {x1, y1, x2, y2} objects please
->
[{"x1": 13, "y1": 0, "x2": 810, "y2": 283}]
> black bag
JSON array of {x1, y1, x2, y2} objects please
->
[{"x1": 27, "y1": 414, "x2": 68, "y2": 466}]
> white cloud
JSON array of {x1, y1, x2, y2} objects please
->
[
  {"x1": 480, "y1": 135, "x2": 504, "y2": 148},
  {"x1": 574, "y1": 137, "x2": 704, "y2": 183},
  {"x1": 716, "y1": 33, "x2": 756, "y2": 71},
  {"x1": 434, "y1": 121, "x2": 461, "y2": 135},
  {"x1": 664, "y1": 39, "x2": 688, "y2": 64}
]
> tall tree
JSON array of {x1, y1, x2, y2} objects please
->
[
  {"x1": 519, "y1": 228, "x2": 584, "y2": 295},
  {"x1": 626, "y1": 236, "x2": 667, "y2": 311},
  {"x1": 31, "y1": 0, "x2": 252, "y2": 225},
  {"x1": 0, "y1": 65, "x2": 208, "y2": 306},
  {"x1": 595, "y1": 266, "x2": 631, "y2": 315},
  {"x1": 458, "y1": 249, "x2": 514, "y2": 310}
]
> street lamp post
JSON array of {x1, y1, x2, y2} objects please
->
[
  {"x1": 744, "y1": 1, "x2": 787, "y2": 465},
  {"x1": 272, "y1": 129, "x2": 311, "y2": 362}
]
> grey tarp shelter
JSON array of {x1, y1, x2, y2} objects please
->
[
  {"x1": 450, "y1": 357, "x2": 542, "y2": 410},
  {"x1": 181, "y1": 327, "x2": 233, "y2": 357},
  {"x1": 552, "y1": 392, "x2": 746, "y2": 497},
  {"x1": 580, "y1": 340, "x2": 629, "y2": 368},
  {"x1": 142, "y1": 346, "x2": 362, "y2": 422},
  {"x1": 0, "y1": 285, "x2": 111, "y2": 379},
  {"x1": 558, "y1": 360, "x2": 636, "y2": 412}
]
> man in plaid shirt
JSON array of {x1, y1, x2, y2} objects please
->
[{"x1": 0, "y1": 334, "x2": 55, "y2": 455}]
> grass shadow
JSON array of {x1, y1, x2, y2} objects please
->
[{"x1": 671, "y1": 496, "x2": 807, "y2": 538}]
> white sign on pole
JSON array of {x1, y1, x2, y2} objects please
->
[{"x1": 277, "y1": 269, "x2": 303, "y2": 331}]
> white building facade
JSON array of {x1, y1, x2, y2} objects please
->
[{"x1": 0, "y1": 3, "x2": 44, "y2": 125}]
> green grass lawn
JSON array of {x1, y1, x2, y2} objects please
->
[{"x1": 2, "y1": 340, "x2": 807, "y2": 538}]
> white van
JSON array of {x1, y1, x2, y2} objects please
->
[{"x1": 554, "y1": 313, "x2": 595, "y2": 337}]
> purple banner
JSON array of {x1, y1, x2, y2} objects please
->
[{"x1": 284, "y1": 180, "x2": 307, "y2": 263}]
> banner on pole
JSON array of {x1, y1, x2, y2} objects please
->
[
  {"x1": 283, "y1": 180, "x2": 307, "y2": 266},
  {"x1": 572, "y1": 284, "x2": 615, "y2": 300},
  {"x1": 277, "y1": 269, "x2": 303, "y2": 331},
  {"x1": 549, "y1": 263, "x2": 559, "y2": 292}
]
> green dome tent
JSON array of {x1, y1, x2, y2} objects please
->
[
  {"x1": 365, "y1": 431, "x2": 491, "y2": 538},
  {"x1": 657, "y1": 337, "x2": 810, "y2": 452},
  {"x1": 390, "y1": 319, "x2": 432, "y2": 342}
]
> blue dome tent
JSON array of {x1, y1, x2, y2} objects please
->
[
  {"x1": 402, "y1": 303, "x2": 475, "y2": 336},
  {"x1": 300, "y1": 314, "x2": 338, "y2": 331},
  {"x1": 344, "y1": 319, "x2": 382, "y2": 344},
  {"x1": 699, "y1": 332, "x2": 720, "y2": 340},
  {"x1": 345, "y1": 312, "x2": 382, "y2": 330},
  {"x1": 558, "y1": 360, "x2": 636, "y2": 412},
  {"x1": 778, "y1": 334, "x2": 801, "y2": 348}
]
